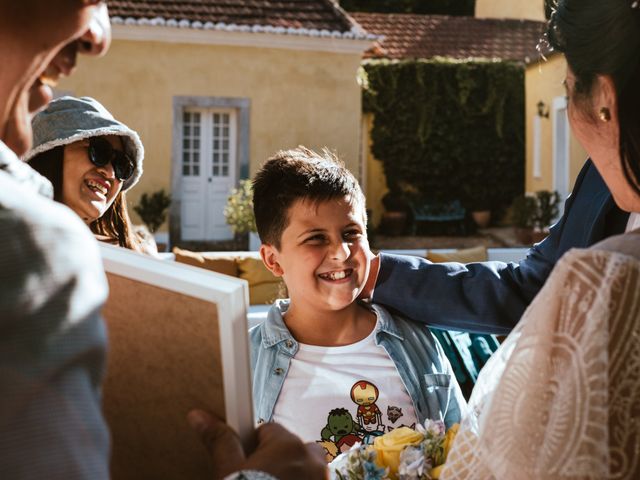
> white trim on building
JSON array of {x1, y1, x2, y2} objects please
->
[{"x1": 111, "y1": 17, "x2": 379, "y2": 54}]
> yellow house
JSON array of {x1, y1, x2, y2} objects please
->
[
  {"x1": 477, "y1": 0, "x2": 587, "y2": 206},
  {"x1": 58, "y1": 0, "x2": 374, "y2": 245}
]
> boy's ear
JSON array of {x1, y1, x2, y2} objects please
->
[{"x1": 260, "y1": 244, "x2": 284, "y2": 277}]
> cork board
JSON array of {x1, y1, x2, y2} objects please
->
[{"x1": 102, "y1": 272, "x2": 223, "y2": 480}]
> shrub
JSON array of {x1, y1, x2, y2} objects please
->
[
  {"x1": 534, "y1": 190, "x2": 561, "y2": 229},
  {"x1": 510, "y1": 194, "x2": 537, "y2": 229},
  {"x1": 362, "y1": 58, "x2": 525, "y2": 217},
  {"x1": 133, "y1": 189, "x2": 171, "y2": 233},
  {"x1": 224, "y1": 179, "x2": 257, "y2": 235}
]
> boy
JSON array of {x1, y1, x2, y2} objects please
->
[{"x1": 250, "y1": 147, "x2": 466, "y2": 457}]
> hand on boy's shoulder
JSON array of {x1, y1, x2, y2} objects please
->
[{"x1": 359, "y1": 253, "x2": 380, "y2": 300}]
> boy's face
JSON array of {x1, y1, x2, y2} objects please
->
[{"x1": 260, "y1": 196, "x2": 372, "y2": 312}]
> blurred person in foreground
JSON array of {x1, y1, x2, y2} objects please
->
[{"x1": 0, "y1": 2, "x2": 326, "y2": 479}]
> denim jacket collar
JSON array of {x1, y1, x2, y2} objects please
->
[{"x1": 260, "y1": 299, "x2": 404, "y2": 350}]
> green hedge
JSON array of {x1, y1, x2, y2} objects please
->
[{"x1": 362, "y1": 58, "x2": 525, "y2": 216}]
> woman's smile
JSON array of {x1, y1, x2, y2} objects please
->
[{"x1": 85, "y1": 177, "x2": 111, "y2": 199}]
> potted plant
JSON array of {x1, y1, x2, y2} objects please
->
[
  {"x1": 465, "y1": 172, "x2": 492, "y2": 228},
  {"x1": 133, "y1": 189, "x2": 171, "y2": 250},
  {"x1": 470, "y1": 206, "x2": 491, "y2": 229},
  {"x1": 224, "y1": 179, "x2": 259, "y2": 250},
  {"x1": 509, "y1": 194, "x2": 537, "y2": 245},
  {"x1": 380, "y1": 187, "x2": 409, "y2": 236},
  {"x1": 532, "y1": 190, "x2": 561, "y2": 243}
]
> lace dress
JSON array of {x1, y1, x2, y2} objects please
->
[{"x1": 441, "y1": 243, "x2": 640, "y2": 479}]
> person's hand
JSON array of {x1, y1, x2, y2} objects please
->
[
  {"x1": 359, "y1": 253, "x2": 380, "y2": 300},
  {"x1": 188, "y1": 409, "x2": 328, "y2": 480}
]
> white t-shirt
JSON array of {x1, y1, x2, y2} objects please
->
[
  {"x1": 626, "y1": 212, "x2": 640, "y2": 232},
  {"x1": 271, "y1": 317, "x2": 418, "y2": 458}
]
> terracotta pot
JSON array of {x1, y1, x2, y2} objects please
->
[
  {"x1": 471, "y1": 210, "x2": 491, "y2": 228},
  {"x1": 514, "y1": 227, "x2": 533, "y2": 245},
  {"x1": 381, "y1": 211, "x2": 407, "y2": 236},
  {"x1": 531, "y1": 228, "x2": 549, "y2": 244}
]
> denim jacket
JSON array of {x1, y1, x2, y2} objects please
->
[{"x1": 249, "y1": 300, "x2": 466, "y2": 429}]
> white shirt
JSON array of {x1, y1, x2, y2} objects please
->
[
  {"x1": 271, "y1": 317, "x2": 418, "y2": 456},
  {"x1": 626, "y1": 212, "x2": 640, "y2": 232}
]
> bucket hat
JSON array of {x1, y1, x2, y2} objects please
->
[{"x1": 23, "y1": 96, "x2": 144, "y2": 192}]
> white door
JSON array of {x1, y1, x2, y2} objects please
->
[
  {"x1": 552, "y1": 96, "x2": 570, "y2": 218},
  {"x1": 180, "y1": 109, "x2": 237, "y2": 241}
]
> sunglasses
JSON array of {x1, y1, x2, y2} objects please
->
[{"x1": 88, "y1": 137, "x2": 135, "y2": 181}]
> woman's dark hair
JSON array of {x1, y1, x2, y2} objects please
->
[
  {"x1": 29, "y1": 144, "x2": 142, "y2": 251},
  {"x1": 29, "y1": 146, "x2": 64, "y2": 202},
  {"x1": 547, "y1": 0, "x2": 640, "y2": 195},
  {"x1": 90, "y1": 193, "x2": 141, "y2": 251}
]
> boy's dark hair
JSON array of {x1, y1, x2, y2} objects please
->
[{"x1": 252, "y1": 146, "x2": 366, "y2": 248}]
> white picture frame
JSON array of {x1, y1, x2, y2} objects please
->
[{"x1": 99, "y1": 243, "x2": 253, "y2": 479}]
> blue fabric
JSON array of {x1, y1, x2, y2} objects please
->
[
  {"x1": 430, "y1": 329, "x2": 500, "y2": 399},
  {"x1": 250, "y1": 300, "x2": 467, "y2": 430},
  {"x1": 373, "y1": 159, "x2": 629, "y2": 335}
]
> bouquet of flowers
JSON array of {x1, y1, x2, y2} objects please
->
[{"x1": 329, "y1": 420, "x2": 459, "y2": 480}]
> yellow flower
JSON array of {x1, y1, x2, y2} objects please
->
[
  {"x1": 442, "y1": 423, "x2": 459, "y2": 459},
  {"x1": 371, "y1": 427, "x2": 423, "y2": 478},
  {"x1": 430, "y1": 465, "x2": 444, "y2": 479},
  {"x1": 430, "y1": 423, "x2": 460, "y2": 479}
]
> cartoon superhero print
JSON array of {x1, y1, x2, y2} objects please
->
[
  {"x1": 317, "y1": 440, "x2": 339, "y2": 462},
  {"x1": 387, "y1": 405, "x2": 404, "y2": 424},
  {"x1": 335, "y1": 433, "x2": 361, "y2": 453},
  {"x1": 350, "y1": 380, "x2": 383, "y2": 426},
  {"x1": 350, "y1": 380, "x2": 385, "y2": 443},
  {"x1": 320, "y1": 408, "x2": 362, "y2": 443},
  {"x1": 386, "y1": 422, "x2": 416, "y2": 433}
]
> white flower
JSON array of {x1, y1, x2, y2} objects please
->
[{"x1": 398, "y1": 445, "x2": 429, "y2": 480}]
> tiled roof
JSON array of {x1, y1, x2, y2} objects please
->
[
  {"x1": 351, "y1": 13, "x2": 548, "y2": 63},
  {"x1": 108, "y1": 0, "x2": 375, "y2": 39}
]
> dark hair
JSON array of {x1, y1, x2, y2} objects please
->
[
  {"x1": 29, "y1": 143, "x2": 142, "y2": 251},
  {"x1": 547, "y1": 0, "x2": 640, "y2": 195},
  {"x1": 252, "y1": 146, "x2": 366, "y2": 248},
  {"x1": 28, "y1": 146, "x2": 64, "y2": 202}
]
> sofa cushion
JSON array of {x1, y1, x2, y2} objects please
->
[
  {"x1": 237, "y1": 257, "x2": 286, "y2": 305},
  {"x1": 427, "y1": 245, "x2": 488, "y2": 263},
  {"x1": 172, "y1": 247, "x2": 239, "y2": 277}
]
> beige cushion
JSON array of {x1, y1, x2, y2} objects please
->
[
  {"x1": 237, "y1": 257, "x2": 286, "y2": 304},
  {"x1": 172, "y1": 247, "x2": 239, "y2": 278},
  {"x1": 427, "y1": 245, "x2": 488, "y2": 263}
]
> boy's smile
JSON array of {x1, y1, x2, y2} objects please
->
[
  {"x1": 261, "y1": 195, "x2": 372, "y2": 320},
  {"x1": 318, "y1": 268, "x2": 353, "y2": 281}
]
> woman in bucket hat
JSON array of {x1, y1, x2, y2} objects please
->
[{"x1": 24, "y1": 96, "x2": 145, "y2": 251}]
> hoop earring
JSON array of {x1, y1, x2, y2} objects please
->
[{"x1": 599, "y1": 107, "x2": 611, "y2": 122}]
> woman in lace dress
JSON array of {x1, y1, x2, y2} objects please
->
[{"x1": 441, "y1": 0, "x2": 640, "y2": 478}]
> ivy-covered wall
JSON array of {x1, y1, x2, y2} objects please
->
[{"x1": 363, "y1": 58, "x2": 525, "y2": 217}]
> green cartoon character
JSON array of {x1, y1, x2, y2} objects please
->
[{"x1": 320, "y1": 408, "x2": 362, "y2": 443}]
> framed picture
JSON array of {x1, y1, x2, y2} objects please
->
[{"x1": 99, "y1": 244, "x2": 253, "y2": 479}]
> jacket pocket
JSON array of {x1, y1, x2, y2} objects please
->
[
  {"x1": 422, "y1": 373, "x2": 452, "y2": 422},
  {"x1": 424, "y1": 373, "x2": 451, "y2": 389}
]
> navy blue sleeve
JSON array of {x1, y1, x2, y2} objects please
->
[{"x1": 371, "y1": 162, "x2": 602, "y2": 335}]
